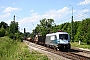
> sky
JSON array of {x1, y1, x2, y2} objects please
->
[{"x1": 0, "y1": 0, "x2": 90, "y2": 33}]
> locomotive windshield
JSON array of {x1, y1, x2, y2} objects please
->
[{"x1": 59, "y1": 34, "x2": 68, "y2": 40}]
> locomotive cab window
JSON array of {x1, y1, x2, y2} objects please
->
[
  {"x1": 59, "y1": 34, "x2": 68, "y2": 40},
  {"x1": 50, "y1": 35, "x2": 57, "y2": 40}
]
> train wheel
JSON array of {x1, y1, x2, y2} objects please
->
[
  {"x1": 45, "y1": 44, "x2": 50, "y2": 48},
  {"x1": 53, "y1": 46, "x2": 57, "y2": 51},
  {"x1": 67, "y1": 44, "x2": 71, "y2": 49},
  {"x1": 58, "y1": 46, "x2": 64, "y2": 51},
  {"x1": 64, "y1": 44, "x2": 71, "y2": 51}
]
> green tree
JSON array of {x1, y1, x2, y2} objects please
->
[
  {"x1": 74, "y1": 18, "x2": 90, "y2": 44},
  {"x1": 80, "y1": 18, "x2": 90, "y2": 43},
  {"x1": 74, "y1": 22, "x2": 82, "y2": 42},
  {"x1": 33, "y1": 18, "x2": 55, "y2": 36},
  {"x1": 9, "y1": 21, "x2": 18, "y2": 34},
  {"x1": 0, "y1": 26, "x2": 5, "y2": 37},
  {"x1": 15, "y1": 32, "x2": 23, "y2": 42},
  {"x1": 84, "y1": 18, "x2": 90, "y2": 44},
  {"x1": 51, "y1": 25, "x2": 59, "y2": 33},
  {"x1": 8, "y1": 21, "x2": 19, "y2": 40},
  {"x1": 0, "y1": 21, "x2": 8, "y2": 29},
  {"x1": 86, "y1": 24, "x2": 90, "y2": 44}
]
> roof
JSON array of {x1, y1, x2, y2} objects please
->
[{"x1": 46, "y1": 32, "x2": 68, "y2": 36}]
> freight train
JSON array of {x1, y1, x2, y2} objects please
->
[{"x1": 26, "y1": 31, "x2": 71, "y2": 50}]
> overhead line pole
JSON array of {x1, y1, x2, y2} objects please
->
[
  {"x1": 13, "y1": 15, "x2": 15, "y2": 40},
  {"x1": 14, "y1": 15, "x2": 15, "y2": 22},
  {"x1": 69, "y1": 5, "x2": 73, "y2": 42}
]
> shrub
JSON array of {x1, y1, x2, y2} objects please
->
[{"x1": 0, "y1": 27, "x2": 5, "y2": 37}]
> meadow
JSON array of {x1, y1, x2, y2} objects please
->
[
  {"x1": 71, "y1": 42, "x2": 90, "y2": 49},
  {"x1": 0, "y1": 36, "x2": 49, "y2": 60}
]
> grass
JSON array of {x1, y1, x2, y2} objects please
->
[
  {"x1": 71, "y1": 42, "x2": 90, "y2": 49},
  {"x1": 0, "y1": 36, "x2": 49, "y2": 60}
]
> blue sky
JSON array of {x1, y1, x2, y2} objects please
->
[{"x1": 0, "y1": 0, "x2": 90, "y2": 33}]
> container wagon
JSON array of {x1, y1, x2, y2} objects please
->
[{"x1": 34, "y1": 35, "x2": 46, "y2": 45}]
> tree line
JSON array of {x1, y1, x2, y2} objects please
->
[
  {"x1": 0, "y1": 20, "x2": 24, "y2": 41},
  {"x1": 32, "y1": 18, "x2": 90, "y2": 44},
  {"x1": 0, "y1": 18, "x2": 90, "y2": 44}
]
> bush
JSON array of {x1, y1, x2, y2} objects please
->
[
  {"x1": 8, "y1": 33, "x2": 14, "y2": 39},
  {"x1": 0, "y1": 27, "x2": 5, "y2": 37},
  {"x1": 0, "y1": 37, "x2": 49, "y2": 60}
]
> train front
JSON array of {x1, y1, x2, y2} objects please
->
[{"x1": 57, "y1": 32, "x2": 71, "y2": 50}]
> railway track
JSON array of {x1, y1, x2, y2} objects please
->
[
  {"x1": 24, "y1": 40, "x2": 90, "y2": 60},
  {"x1": 71, "y1": 47, "x2": 90, "y2": 54}
]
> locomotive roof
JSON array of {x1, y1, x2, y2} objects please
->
[{"x1": 46, "y1": 32, "x2": 68, "y2": 36}]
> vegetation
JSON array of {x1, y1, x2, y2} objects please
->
[
  {"x1": 0, "y1": 17, "x2": 90, "y2": 44},
  {"x1": 0, "y1": 17, "x2": 90, "y2": 59},
  {"x1": 0, "y1": 20, "x2": 24, "y2": 41},
  {"x1": 0, "y1": 36, "x2": 49, "y2": 60},
  {"x1": 0, "y1": 20, "x2": 49, "y2": 60},
  {"x1": 32, "y1": 18, "x2": 90, "y2": 44},
  {"x1": 71, "y1": 42, "x2": 90, "y2": 49},
  {"x1": 32, "y1": 18, "x2": 55, "y2": 36}
]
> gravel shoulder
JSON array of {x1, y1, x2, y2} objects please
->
[
  {"x1": 24, "y1": 40, "x2": 70, "y2": 60},
  {"x1": 71, "y1": 46, "x2": 90, "y2": 58}
]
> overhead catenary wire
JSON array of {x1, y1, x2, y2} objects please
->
[{"x1": 58, "y1": 4, "x2": 90, "y2": 23}]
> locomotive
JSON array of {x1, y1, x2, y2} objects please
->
[
  {"x1": 26, "y1": 31, "x2": 71, "y2": 50},
  {"x1": 45, "y1": 31, "x2": 71, "y2": 50}
]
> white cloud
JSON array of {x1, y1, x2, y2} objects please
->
[
  {"x1": 18, "y1": 13, "x2": 41, "y2": 26},
  {"x1": 18, "y1": 7, "x2": 70, "y2": 28},
  {"x1": 0, "y1": 13, "x2": 10, "y2": 19},
  {"x1": 78, "y1": 9, "x2": 90, "y2": 14},
  {"x1": 42, "y1": 7, "x2": 69, "y2": 19},
  {"x1": 78, "y1": 0, "x2": 90, "y2": 5},
  {"x1": 82, "y1": 9, "x2": 90, "y2": 12},
  {"x1": 17, "y1": 7, "x2": 88, "y2": 32},
  {"x1": 19, "y1": 7, "x2": 70, "y2": 23},
  {"x1": 58, "y1": 7, "x2": 69, "y2": 13},
  {"x1": 74, "y1": 13, "x2": 87, "y2": 21},
  {"x1": 3, "y1": 7, "x2": 21, "y2": 13},
  {"x1": 74, "y1": 9, "x2": 90, "y2": 21}
]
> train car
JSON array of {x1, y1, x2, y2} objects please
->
[
  {"x1": 45, "y1": 31, "x2": 71, "y2": 50},
  {"x1": 38, "y1": 36, "x2": 46, "y2": 45},
  {"x1": 34, "y1": 35, "x2": 46, "y2": 46},
  {"x1": 26, "y1": 37, "x2": 33, "y2": 42},
  {"x1": 34, "y1": 34, "x2": 46, "y2": 45},
  {"x1": 34, "y1": 35, "x2": 38, "y2": 43}
]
